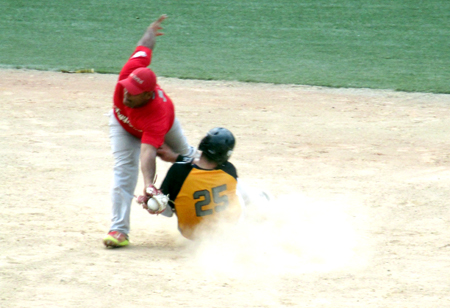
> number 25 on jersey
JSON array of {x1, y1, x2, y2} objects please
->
[{"x1": 193, "y1": 184, "x2": 229, "y2": 217}]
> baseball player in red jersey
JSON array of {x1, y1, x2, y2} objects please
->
[
  {"x1": 103, "y1": 15, "x2": 195, "y2": 248},
  {"x1": 140, "y1": 128, "x2": 246, "y2": 240}
]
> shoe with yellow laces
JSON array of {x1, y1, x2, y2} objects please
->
[{"x1": 103, "y1": 231, "x2": 129, "y2": 248}]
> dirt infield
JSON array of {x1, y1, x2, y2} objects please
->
[{"x1": 1, "y1": 68, "x2": 449, "y2": 307}]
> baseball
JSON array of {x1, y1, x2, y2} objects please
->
[{"x1": 147, "y1": 198, "x2": 159, "y2": 211}]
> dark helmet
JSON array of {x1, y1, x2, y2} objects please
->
[{"x1": 199, "y1": 127, "x2": 235, "y2": 165}]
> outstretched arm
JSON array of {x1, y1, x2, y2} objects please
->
[
  {"x1": 137, "y1": 14, "x2": 167, "y2": 50},
  {"x1": 137, "y1": 143, "x2": 171, "y2": 216},
  {"x1": 140, "y1": 143, "x2": 158, "y2": 188}
]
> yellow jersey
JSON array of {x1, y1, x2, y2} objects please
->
[{"x1": 160, "y1": 162, "x2": 242, "y2": 240}]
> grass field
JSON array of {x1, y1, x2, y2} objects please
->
[{"x1": 0, "y1": 0, "x2": 449, "y2": 93}]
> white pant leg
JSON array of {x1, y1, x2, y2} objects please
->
[
  {"x1": 164, "y1": 118, "x2": 196, "y2": 157},
  {"x1": 109, "y1": 112, "x2": 141, "y2": 235},
  {"x1": 237, "y1": 179, "x2": 272, "y2": 207}
]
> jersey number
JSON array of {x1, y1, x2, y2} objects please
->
[{"x1": 193, "y1": 184, "x2": 229, "y2": 217}]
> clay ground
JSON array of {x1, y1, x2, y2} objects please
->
[{"x1": 0, "y1": 68, "x2": 449, "y2": 307}]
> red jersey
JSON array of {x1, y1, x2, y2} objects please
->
[{"x1": 113, "y1": 46, "x2": 175, "y2": 148}]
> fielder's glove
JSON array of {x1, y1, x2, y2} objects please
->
[{"x1": 136, "y1": 184, "x2": 168, "y2": 215}]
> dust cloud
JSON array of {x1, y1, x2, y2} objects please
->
[{"x1": 188, "y1": 192, "x2": 371, "y2": 279}]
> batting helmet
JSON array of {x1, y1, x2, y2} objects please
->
[{"x1": 199, "y1": 127, "x2": 235, "y2": 165}]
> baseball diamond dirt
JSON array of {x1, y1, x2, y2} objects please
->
[{"x1": 1, "y1": 68, "x2": 449, "y2": 307}]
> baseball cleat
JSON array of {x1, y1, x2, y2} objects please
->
[{"x1": 103, "y1": 231, "x2": 129, "y2": 248}]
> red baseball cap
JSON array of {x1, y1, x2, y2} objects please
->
[{"x1": 119, "y1": 67, "x2": 157, "y2": 95}]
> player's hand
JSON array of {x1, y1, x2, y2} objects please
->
[
  {"x1": 136, "y1": 184, "x2": 167, "y2": 215},
  {"x1": 136, "y1": 184, "x2": 156, "y2": 205},
  {"x1": 149, "y1": 14, "x2": 167, "y2": 36},
  {"x1": 138, "y1": 15, "x2": 167, "y2": 49},
  {"x1": 136, "y1": 194, "x2": 150, "y2": 206},
  {"x1": 157, "y1": 143, "x2": 179, "y2": 163}
]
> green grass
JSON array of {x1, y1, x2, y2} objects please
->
[{"x1": 1, "y1": 0, "x2": 449, "y2": 93}]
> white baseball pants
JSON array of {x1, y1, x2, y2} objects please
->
[{"x1": 108, "y1": 110, "x2": 194, "y2": 235}]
